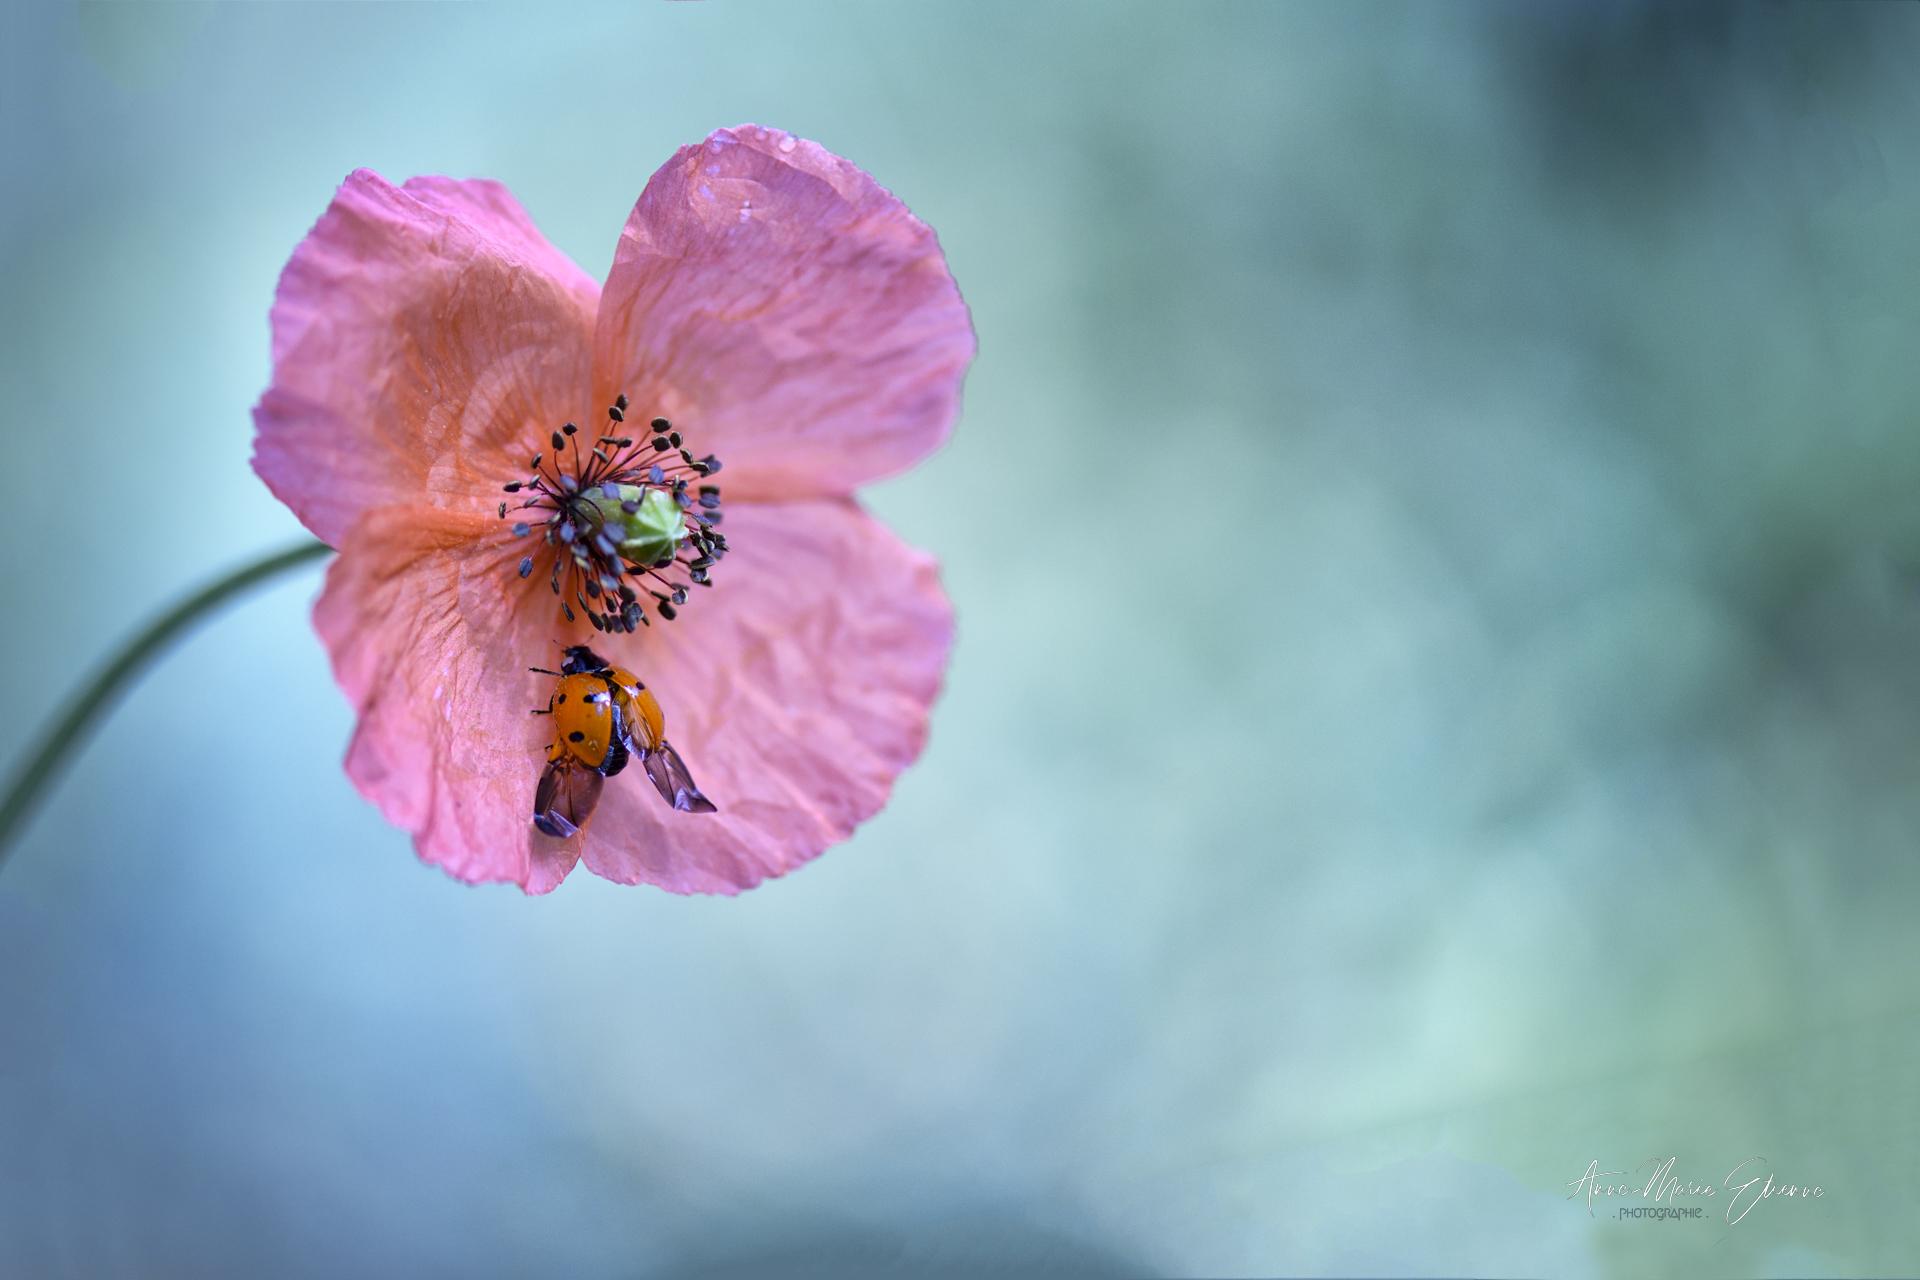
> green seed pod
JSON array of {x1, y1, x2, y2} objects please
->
[{"x1": 581, "y1": 485, "x2": 685, "y2": 566}]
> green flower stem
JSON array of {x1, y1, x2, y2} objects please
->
[{"x1": 0, "y1": 539, "x2": 333, "y2": 868}]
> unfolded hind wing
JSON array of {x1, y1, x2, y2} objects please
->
[
  {"x1": 533, "y1": 758, "x2": 606, "y2": 837},
  {"x1": 642, "y1": 740, "x2": 717, "y2": 814}
]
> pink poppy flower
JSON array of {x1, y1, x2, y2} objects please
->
[{"x1": 252, "y1": 126, "x2": 972, "y2": 894}]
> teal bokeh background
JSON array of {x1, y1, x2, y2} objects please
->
[{"x1": 4, "y1": 4, "x2": 1919, "y2": 1276}]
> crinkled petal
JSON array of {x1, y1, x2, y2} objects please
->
[
  {"x1": 316, "y1": 505, "x2": 578, "y2": 894},
  {"x1": 579, "y1": 499, "x2": 953, "y2": 893},
  {"x1": 593, "y1": 126, "x2": 975, "y2": 502},
  {"x1": 254, "y1": 170, "x2": 599, "y2": 545}
]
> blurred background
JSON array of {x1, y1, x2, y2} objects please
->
[{"x1": 3, "y1": 3, "x2": 1919, "y2": 1276}]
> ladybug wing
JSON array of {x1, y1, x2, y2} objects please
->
[
  {"x1": 532, "y1": 757, "x2": 605, "y2": 838},
  {"x1": 601, "y1": 703, "x2": 632, "y2": 777},
  {"x1": 642, "y1": 739, "x2": 718, "y2": 814}
]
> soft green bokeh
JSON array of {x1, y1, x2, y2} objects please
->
[{"x1": 3, "y1": 4, "x2": 1918, "y2": 1277}]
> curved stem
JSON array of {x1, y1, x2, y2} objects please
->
[{"x1": 0, "y1": 539, "x2": 333, "y2": 867}]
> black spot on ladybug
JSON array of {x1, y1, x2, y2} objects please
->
[
  {"x1": 569, "y1": 731, "x2": 585, "y2": 743},
  {"x1": 557, "y1": 693, "x2": 567, "y2": 704}
]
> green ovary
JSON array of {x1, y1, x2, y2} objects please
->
[{"x1": 581, "y1": 485, "x2": 686, "y2": 566}]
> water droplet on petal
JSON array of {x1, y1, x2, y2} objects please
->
[{"x1": 777, "y1": 135, "x2": 797, "y2": 153}]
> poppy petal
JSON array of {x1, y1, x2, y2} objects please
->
[
  {"x1": 254, "y1": 170, "x2": 598, "y2": 545},
  {"x1": 593, "y1": 126, "x2": 975, "y2": 502},
  {"x1": 315, "y1": 504, "x2": 580, "y2": 894},
  {"x1": 579, "y1": 498, "x2": 953, "y2": 893}
]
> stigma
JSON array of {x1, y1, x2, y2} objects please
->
[{"x1": 500, "y1": 395, "x2": 727, "y2": 633}]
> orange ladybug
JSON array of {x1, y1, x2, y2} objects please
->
[{"x1": 530, "y1": 644, "x2": 716, "y2": 837}]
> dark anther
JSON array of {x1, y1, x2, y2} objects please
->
[
  {"x1": 530, "y1": 452, "x2": 543, "y2": 468},
  {"x1": 608, "y1": 405, "x2": 625, "y2": 422},
  {"x1": 563, "y1": 423, "x2": 578, "y2": 435},
  {"x1": 699, "y1": 493, "x2": 721, "y2": 509},
  {"x1": 671, "y1": 586, "x2": 688, "y2": 605},
  {"x1": 652, "y1": 436, "x2": 671, "y2": 452},
  {"x1": 702, "y1": 456, "x2": 723, "y2": 474},
  {"x1": 658, "y1": 600, "x2": 678, "y2": 620},
  {"x1": 552, "y1": 431, "x2": 566, "y2": 450},
  {"x1": 668, "y1": 431, "x2": 682, "y2": 448},
  {"x1": 518, "y1": 557, "x2": 534, "y2": 578},
  {"x1": 650, "y1": 417, "x2": 670, "y2": 432},
  {"x1": 648, "y1": 466, "x2": 664, "y2": 485},
  {"x1": 616, "y1": 393, "x2": 630, "y2": 411},
  {"x1": 699, "y1": 485, "x2": 720, "y2": 497},
  {"x1": 498, "y1": 502, "x2": 508, "y2": 518},
  {"x1": 513, "y1": 522, "x2": 530, "y2": 537},
  {"x1": 503, "y1": 481, "x2": 523, "y2": 493}
]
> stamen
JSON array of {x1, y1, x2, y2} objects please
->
[{"x1": 498, "y1": 399, "x2": 725, "y2": 633}]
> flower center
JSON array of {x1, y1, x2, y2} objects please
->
[{"x1": 500, "y1": 395, "x2": 726, "y2": 633}]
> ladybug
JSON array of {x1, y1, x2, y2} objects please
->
[{"x1": 530, "y1": 645, "x2": 716, "y2": 837}]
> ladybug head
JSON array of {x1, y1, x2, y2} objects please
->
[{"x1": 559, "y1": 645, "x2": 611, "y2": 675}]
